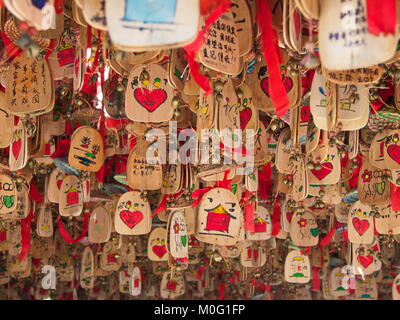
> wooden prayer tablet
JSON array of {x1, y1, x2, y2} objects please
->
[
  {"x1": 347, "y1": 201, "x2": 374, "y2": 245},
  {"x1": 68, "y1": 126, "x2": 104, "y2": 172},
  {"x1": 125, "y1": 64, "x2": 174, "y2": 123},
  {"x1": 36, "y1": 206, "x2": 54, "y2": 238},
  {"x1": 79, "y1": 0, "x2": 108, "y2": 30},
  {"x1": 284, "y1": 249, "x2": 311, "y2": 284},
  {"x1": 115, "y1": 191, "x2": 151, "y2": 235},
  {"x1": 196, "y1": 188, "x2": 242, "y2": 246},
  {"x1": 80, "y1": 246, "x2": 95, "y2": 289},
  {"x1": 318, "y1": 0, "x2": 398, "y2": 70},
  {"x1": 59, "y1": 175, "x2": 83, "y2": 217},
  {"x1": 129, "y1": 266, "x2": 142, "y2": 296},
  {"x1": 246, "y1": 206, "x2": 272, "y2": 241},
  {"x1": 166, "y1": 209, "x2": 188, "y2": 260},
  {"x1": 290, "y1": 210, "x2": 319, "y2": 247},
  {"x1": 106, "y1": 0, "x2": 199, "y2": 50},
  {"x1": 352, "y1": 240, "x2": 382, "y2": 276},
  {"x1": 6, "y1": 53, "x2": 53, "y2": 116},
  {"x1": 148, "y1": 227, "x2": 169, "y2": 262},
  {"x1": 357, "y1": 158, "x2": 390, "y2": 206},
  {"x1": 9, "y1": 118, "x2": 28, "y2": 171},
  {"x1": 0, "y1": 174, "x2": 17, "y2": 214},
  {"x1": 198, "y1": 11, "x2": 241, "y2": 75},
  {"x1": 160, "y1": 271, "x2": 185, "y2": 299},
  {"x1": 88, "y1": 207, "x2": 111, "y2": 243}
]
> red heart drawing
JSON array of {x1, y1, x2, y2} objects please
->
[
  {"x1": 152, "y1": 245, "x2": 167, "y2": 258},
  {"x1": 387, "y1": 145, "x2": 400, "y2": 164},
  {"x1": 357, "y1": 255, "x2": 373, "y2": 269},
  {"x1": 134, "y1": 88, "x2": 167, "y2": 112},
  {"x1": 397, "y1": 285, "x2": 400, "y2": 294},
  {"x1": 57, "y1": 179, "x2": 63, "y2": 189},
  {"x1": 261, "y1": 76, "x2": 293, "y2": 97},
  {"x1": 120, "y1": 210, "x2": 143, "y2": 229},
  {"x1": 311, "y1": 162, "x2": 333, "y2": 180},
  {"x1": 352, "y1": 217, "x2": 370, "y2": 236},
  {"x1": 240, "y1": 108, "x2": 252, "y2": 130},
  {"x1": 12, "y1": 138, "x2": 21, "y2": 160}
]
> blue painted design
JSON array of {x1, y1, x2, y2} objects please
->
[
  {"x1": 31, "y1": 0, "x2": 47, "y2": 9},
  {"x1": 122, "y1": 0, "x2": 177, "y2": 24},
  {"x1": 52, "y1": 158, "x2": 80, "y2": 176},
  {"x1": 342, "y1": 189, "x2": 359, "y2": 203}
]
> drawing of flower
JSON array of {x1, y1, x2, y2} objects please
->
[
  {"x1": 361, "y1": 170, "x2": 372, "y2": 183},
  {"x1": 298, "y1": 218, "x2": 307, "y2": 228}
]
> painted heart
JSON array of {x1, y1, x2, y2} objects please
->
[
  {"x1": 310, "y1": 228, "x2": 319, "y2": 237},
  {"x1": 387, "y1": 145, "x2": 400, "y2": 164},
  {"x1": 357, "y1": 255, "x2": 373, "y2": 269},
  {"x1": 261, "y1": 76, "x2": 293, "y2": 97},
  {"x1": 152, "y1": 245, "x2": 167, "y2": 258},
  {"x1": 57, "y1": 179, "x2": 63, "y2": 189},
  {"x1": 311, "y1": 162, "x2": 333, "y2": 180},
  {"x1": 120, "y1": 210, "x2": 143, "y2": 229},
  {"x1": 12, "y1": 139, "x2": 21, "y2": 160},
  {"x1": 181, "y1": 235, "x2": 187, "y2": 247},
  {"x1": 134, "y1": 88, "x2": 167, "y2": 112},
  {"x1": 240, "y1": 108, "x2": 252, "y2": 130},
  {"x1": 374, "y1": 181, "x2": 386, "y2": 195},
  {"x1": 352, "y1": 217, "x2": 370, "y2": 236},
  {"x1": 397, "y1": 285, "x2": 400, "y2": 294}
]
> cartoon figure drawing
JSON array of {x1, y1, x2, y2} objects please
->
[{"x1": 290, "y1": 256, "x2": 307, "y2": 278}]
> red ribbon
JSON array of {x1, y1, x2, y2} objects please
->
[
  {"x1": 54, "y1": 0, "x2": 64, "y2": 14},
  {"x1": 19, "y1": 207, "x2": 34, "y2": 261},
  {"x1": 271, "y1": 195, "x2": 281, "y2": 236},
  {"x1": 242, "y1": 190, "x2": 255, "y2": 232},
  {"x1": 1, "y1": 32, "x2": 22, "y2": 58},
  {"x1": 191, "y1": 170, "x2": 232, "y2": 207},
  {"x1": 256, "y1": 0, "x2": 290, "y2": 118},
  {"x1": 366, "y1": 0, "x2": 397, "y2": 35},
  {"x1": 57, "y1": 212, "x2": 90, "y2": 244},
  {"x1": 152, "y1": 190, "x2": 186, "y2": 218},
  {"x1": 391, "y1": 183, "x2": 400, "y2": 211},
  {"x1": 50, "y1": 139, "x2": 71, "y2": 159},
  {"x1": 311, "y1": 267, "x2": 321, "y2": 292},
  {"x1": 217, "y1": 282, "x2": 225, "y2": 300},
  {"x1": 258, "y1": 163, "x2": 272, "y2": 200},
  {"x1": 29, "y1": 182, "x2": 44, "y2": 203},
  {"x1": 183, "y1": 0, "x2": 231, "y2": 95},
  {"x1": 197, "y1": 265, "x2": 206, "y2": 280},
  {"x1": 319, "y1": 222, "x2": 348, "y2": 247}
]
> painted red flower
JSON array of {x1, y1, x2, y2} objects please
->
[
  {"x1": 361, "y1": 170, "x2": 372, "y2": 183},
  {"x1": 298, "y1": 218, "x2": 307, "y2": 228}
]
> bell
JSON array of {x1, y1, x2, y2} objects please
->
[
  {"x1": 215, "y1": 93, "x2": 223, "y2": 102},
  {"x1": 314, "y1": 163, "x2": 322, "y2": 170},
  {"x1": 116, "y1": 83, "x2": 125, "y2": 92},
  {"x1": 27, "y1": 43, "x2": 40, "y2": 59},
  {"x1": 214, "y1": 80, "x2": 224, "y2": 92},
  {"x1": 307, "y1": 162, "x2": 315, "y2": 170},
  {"x1": 174, "y1": 109, "x2": 181, "y2": 117},
  {"x1": 17, "y1": 33, "x2": 32, "y2": 48},
  {"x1": 270, "y1": 122, "x2": 278, "y2": 131}
]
